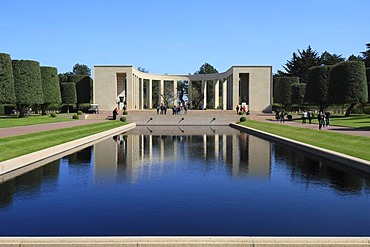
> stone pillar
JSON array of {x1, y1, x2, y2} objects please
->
[
  {"x1": 202, "y1": 80, "x2": 207, "y2": 109},
  {"x1": 159, "y1": 80, "x2": 164, "y2": 104},
  {"x1": 188, "y1": 80, "x2": 192, "y2": 108},
  {"x1": 148, "y1": 79, "x2": 152, "y2": 108},
  {"x1": 222, "y1": 78, "x2": 227, "y2": 110},
  {"x1": 214, "y1": 79, "x2": 219, "y2": 109},
  {"x1": 140, "y1": 78, "x2": 144, "y2": 109},
  {"x1": 173, "y1": 79, "x2": 177, "y2": 106},
  {"x1": 233, "y1": 73, "x2": 239, "y2": 111}
]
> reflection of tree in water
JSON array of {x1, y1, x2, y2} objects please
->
[
  {"x1": 0, "y1": 160, "x2": 60, "y2": 208},
  {"x1": 67, "y1": 147, "x2": 92, "y2": 166},
  {"x1": 274, "y1": 144, "x2": 367, "y2": 195}
]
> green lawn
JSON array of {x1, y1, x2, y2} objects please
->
[
  {"x1": 293, "y1": 114, "x2": 370, "y2": 129},
  {"x1": 0, "y1": 115, "x2": 73, "y2": 128},
  {"x1": 0, "y1": 121, "x2": 126, "y2": 162},
  {"x1": 239, "y1": 120, "x2": 370, "y2": 161}
]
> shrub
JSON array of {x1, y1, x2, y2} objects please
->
[
  {"x1": 122, "y1": 111, "x2": 128, "y2": 115},
  {"x1": 77, "y1": 110, "x2": 83, "y2": 115},
  {"x1": 238, "y1": 111, "x2": 243, "y2": 115},
  {"x1": 363, "y1": 106, "x2": 370, "y2": 114},
  {"x1": 120, "y1": 116, "x2": 126, "y2": 122},
  {"x1": 50, "y1": 112, "x2": 57, "y2": 118},
  {"x1": 240, "y1": 116, "x2": 247, "y2": 122},
  {"x1": 274, "y1": 77, "x2": 299, "y2": 107},
  {"x1": 305, "y1": 65, "x2": 331, "y2": 111},
  {"x1": 60, "y1": 82, "x2": 77, "y2": 114},
  {"x1": 72, "y1": 114, "x2": 79, "y2": 119}
]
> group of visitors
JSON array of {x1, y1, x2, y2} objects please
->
[
  {"x1": 301, "y1": 110, "x2": 313, "y2": 124},
  {"x1": 235, "y1": 105, "x2": 250, "y2": 115},
  {"x1": 156, "y1": 103, "x2": 188, "y2": 115},
  {"x1": 318, "y1": 111, "x2": 331, "y2": 130},
  {"x1": 275, "y1": 111, "x2": 286, "y2": 122}
]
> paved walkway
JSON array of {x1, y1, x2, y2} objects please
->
[
  {"x1": 0, "y1": 120, "x2": 104, "y2": 138},
  {"x1": 0, "y1": 112, "x2": 369, "y2": 138},
  {"x1": 250, "y1": 113, "x2": 370, "y2": 138}
]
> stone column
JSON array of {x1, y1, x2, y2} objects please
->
[
  {"x1": 148, "y1": 79, "x2": 152, "y2": 108},
  {"x1": 222, "y1": 78, "x2": 227, "y2": 110},
  {"x1": 173, "y1": 79, "x2": 177, "y2": 106},
  {"x1": 202, "y1": 80, "x2": 207, "y2": 109},
  {"x1": 159, "y1": 80, "x2": 164, "y2": 104},
  {"x1": 214, "y1": 79, "x2": 219, "y2": 109},
  {"x1": 140, "y1": 78, "x2": 144, "y2": 109},
  {"x1": 233, "y1": 73, "x2": 239, "y2": 111},
  {"x1": 188, "y1": 80, "x2": 192, "y2": 108}
]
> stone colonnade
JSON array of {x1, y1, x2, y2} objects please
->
[{"x1": 93, "y1": 65, "x2": 272, "y2": 112}]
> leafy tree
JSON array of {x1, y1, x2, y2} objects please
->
[
  {"x1": 72, "y1": 63, "x2": 91, "y2": 76},
  {"x1": 329, "y1": 61, "x2": 368, "y2": 116},
  {"x1": 60, "y1": 82, "x2": 77, "y2": 114},
  {"x1": 273, "y1": 77, "x2": 299, "y2": 110},
  {"x1": 12, "y1": 60, "x2": 44, "y2": 118},
  {"x1": 367, "y1": 68, "x2": 370, "y2": 103},
  {"x1": 361, "y1": 43, "x2": 370, "y2": 68},
  {"x1": 75, "y1": 75, "x2": 92, "y2": 105},
  {"x1": 282, "y1": 46, "x2": 321, "y2": 83},
  {"x1": 320, "y1": 51, "x2": 344, "y2": 65},
  {"x1": 58, "y1": 71, "x2": 74, "y2": 83},
  {"x1": 192, "y1": 63, "x2": 218, "y2": 109},
  {"x1": 348, "y1": 54, "x2": 363, "y2": 61},
  {"x1": 40, "y1": 66, "x2": 61, "y2": 115},
  {"x1": 178, "y1": 80, "x2": 188, "y2": 107},
  {"x1": 194, "y1": 63, "x2": 219, "y2": 74},
  {"x1": 0, "y1": 53, "x2": 15, "y2": 104},
  {"x1": 305, "y1": 66, "x2": 331, "y2": 111},
  {"x1": 137, "y1": 67, "x2": 149, "y2": 73}
]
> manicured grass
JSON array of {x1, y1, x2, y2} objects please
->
[
  {"x1": 239, "y1": 120, "x2": 370, "y2": 161},
  {"x1": 0, "y1": 115, "x2": 72, "y2": 128},
  {"x1": 0, "y1": 121, "x2": 126, "y2": 162},
  {"x1": 293, "y1": 114, "x2": 370, "y2": 128}
]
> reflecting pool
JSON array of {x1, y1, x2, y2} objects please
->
[{"x1": 1, "y1": 126, "x2": 370, "y2": 236}]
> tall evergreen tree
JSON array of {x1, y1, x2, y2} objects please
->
[
  {"x1": 320, "y1": 51, "x2": 345, "y2": 65},
  {"x1": 0, "y1": 53, "x2": 16, "y2": 104},
  {"x1": 283, "y1": 46, "x2": 321, "y2": 83},
  {"x1": 361, "y1": 43, "x2": 370, "y2": 68}
]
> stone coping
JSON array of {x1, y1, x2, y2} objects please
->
[
  {"x1": 230, "y1": 123, "x2": 370, "y2": 173},
  {"x1": 0, "y1": 123, "x2": 136, "y2": 178},
  {"x1": 0, "y1": 236, "x2": 369, "y2": 246}
]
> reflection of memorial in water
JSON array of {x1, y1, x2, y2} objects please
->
[{"x1": 93, "y1": 127, "x2": 272, "y2": 182}]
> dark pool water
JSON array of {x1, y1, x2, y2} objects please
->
[{"x1": 1, "y1": 126, "x2": 370, "y2": 236}]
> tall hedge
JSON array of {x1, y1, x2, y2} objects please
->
[
  {"x1": 0, "y1": 53, "x2": 16, "y2": 104},
  {"x1": 274, "y1": 77, "x2": 299, "y2": 106},
  {"x1": 305, "y1": 65, "x2": 331, "y2": 111},
  {"x1": 291, "y1": 83, "x2": 306, "y2": 105},
  {"x1": 75, "y1": 75, "x2": 92, "y2": 104},
  {"x1": 329, "y1": 61, "x2": 368, "y2": 116},
  {"x1": 367, "y1": 68, "x2": 370, "y2": 103},
  {"x1": 60, "y1": 82, "x2": 77, "y2": 113},
  {"x1": 40, "y1": 66, "x2": 62, "y2": 115},
  {"x1": 12, "y1": 60, "x2": 43, "y2": 117},
  {"x1": 41, "y1": 66, "x2": 62, "y2": 104}
]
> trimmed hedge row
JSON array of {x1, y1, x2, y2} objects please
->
[
  {"x1": 329, "y1": 61, "x2": 367, "y2": 104},
  {"x1": 0, "y1": 53, "x2": 16, "y2": 104},
  {"x1": 305, "y1": 65, "x2": 331, "y2": 110},
  {"x1": 60, "y1": 82, "x2": 77, "y2": 105},
  {"x1": 41, "y1": 66, "x2": 61, "y2": 104},
  {"x1": 273, "y1": 77, "x2": 299, "y2": 105}
]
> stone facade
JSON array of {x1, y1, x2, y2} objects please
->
[{"x1": 93, "y1": 65, "x2": 272, "y2": 112}]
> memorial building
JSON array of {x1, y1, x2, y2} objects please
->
[{"x1": 93, "y1": 65, "x2": 272, "y2": 112}]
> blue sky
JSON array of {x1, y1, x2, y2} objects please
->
[{"x1": 1, "y1": 0, "x2": 369, "y2": 75}]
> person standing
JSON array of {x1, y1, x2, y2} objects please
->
[
  {"x1": 236, "y1": 105, "x2": 239, "y2": 114},
  {"x1": 325, "y1": 111, "x2": 331, "y2": 127},
  {"x1": 318, "y1": 111, "x2": 324, "y2": 130}
]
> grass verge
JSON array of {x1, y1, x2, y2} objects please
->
[
  {"x1": 0, "y1": 121, "x2": 126, "y2": 162},
  {"x1": 0, "y1": 115, "x2": 72, "y2": 128},
  {"x1": 239, "y1": 120, "x2": 370, "y2": 161}
]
